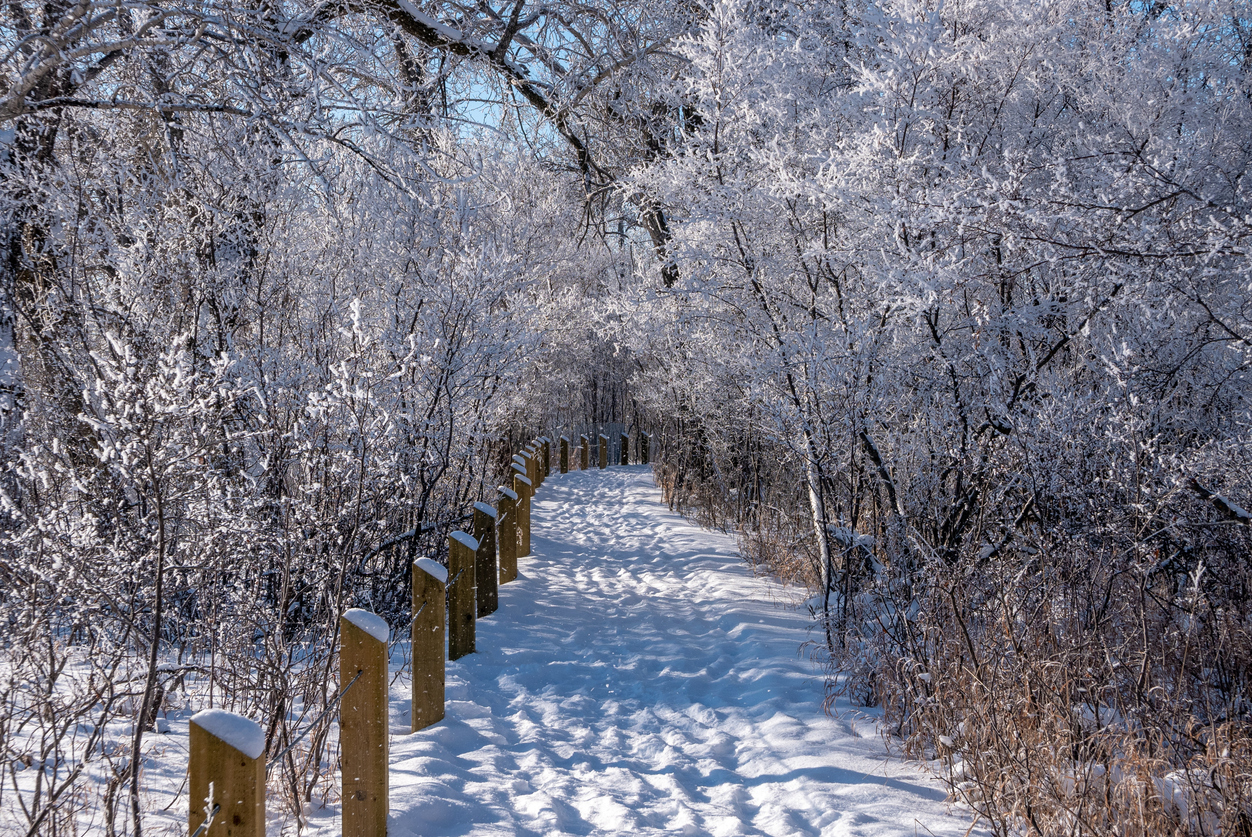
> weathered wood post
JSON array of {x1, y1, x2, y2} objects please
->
[
  {"x1": 411, "y1": 558, "x2": 446, "y2": 731},
  {"x1": 513, "y1": 468, "x2": 532, "y2": 558},
  {"x1": 472, "y1": 502, "x2": 498, "y2": 616},
  {"x1": 542, "y1": 438, "x2": 551, "y2": 479},
  {"x1": 498, "y1": 486, "x2": 518, "y2": 583},
  {"x1": 340, "y1": 609, "x2": 389, "y2": 837},
  {"x1": 598, "y1": 434, "x2": 609, "y2": 469},
  {"x1": 560, "y1": 436, "x2": 569, "y2": 473},
  {"x1": 188, "y1": 709, "x2": 265, "y2": 837},
  {"x1": 448, "y1": 531, "x2": 478, "y2": 661},
  {"x1": 620, "y1": 433, "x2": 629, "y2": 466},
  {"x1": 641, "y1": 432, "x2": 650, "y2": 465},
  {"x1": 580, "y1": 435, "x2": 589, "y2": 470}
]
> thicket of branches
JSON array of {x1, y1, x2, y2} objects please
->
[
  {"x1": 0, "y1": 1, "x2": 636, "y2": 831},
  {"x1": 625, "y1": 1, "x2": 1252, "y2": 834},
  {"x1": 3, "y1": 0, "x2": 1251, "y2": 834}
]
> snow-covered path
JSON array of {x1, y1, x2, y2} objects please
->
[{"x1": 320, "y1": 466, "x2": 976, "y2": 837}]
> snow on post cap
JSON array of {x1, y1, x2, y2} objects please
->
[
  {"x1": 414, "y1": 557, "x2": 448, "y2": 584},
  {"x1": 510, "y1": 462, "x2": 526, "y2": 475},
  {"x1": 512, "y1": 455, "x2": 527, "y2": 466},
  {"x1": 498, "y1": 486, "x2": 518, "y2": 501},
  {"x1": 560, "y1": 435, "x2": 570, "y2": 442},
  {"x1": 342, "y1": 608, "x2": 389, "y2": 643},
  {"x1": 191, "y1": 709, "x2": 265, "y2": 760},
  {"x1": 449, "y1": 531, "x2": 480, "y2": 552},
  {"x1": 513, "y1": 473, "x2": 532, "y2": 487},
  {"x1": 473, "y1": 501, "x2": 497, "y2": 518}
]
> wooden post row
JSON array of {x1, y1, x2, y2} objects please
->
[
  {"x1": 580, "y1": 435, "x2": 589, "y2": 470},
  {"x1": 620, "y1": 433, "x2": 629, "y2": 466},
  {"x1": 513, "y1": 467, "x2": 532, "y2": 558},
  {"x1": 412, "y1": 557, "x2": 446, "y2": 732},
  {"x1": 188, "y1": 709, "x2": 265, "y2": 837},
  {"x1": 448, "y1": 531, "x2": 478, "y2": 661},
  {"x1": 340, "y1": 609, "x2": 389, "y2": 837},
  {"x1": 598, "y1": 434, "x2": 608, "y2": 470},
  {"x1": 472, "y1": 502, "x2": 498, "y2": 616},
  {"x1": 498, "y1": 486, "x2": 518, "y2": 584},
  {"x1": 560, "y1": 436, "x2": 569, "y2": 474}
]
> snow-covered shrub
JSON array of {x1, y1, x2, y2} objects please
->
[{"x1": 627, "y1": 0, "x2": 1252, "y2": 833}]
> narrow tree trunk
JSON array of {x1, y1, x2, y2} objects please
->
[{"x1": 801, "y1": 428, "x2": 839, "y2": 654}]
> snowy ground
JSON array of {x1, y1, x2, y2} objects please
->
[
  {"x1": 298, "y1": 465, "x2": 979, "y2": 837},
  {"x1": 126, "y1": 465, "x2": 979, "y2": 836}
]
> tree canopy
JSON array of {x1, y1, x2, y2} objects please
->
[{"x1": 3, "y1": 0, "x2": 1251, "y2": 833}]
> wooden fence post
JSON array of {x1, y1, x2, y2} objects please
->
[
  {"x1": 513, "y1": 469, "x2": 532, "y2": 558},
  {"x1": 560, "y1": 437, "x2": 569, "y2": 474},
  {"x1": 580, "y1": 435, "x2": 589, "y2": 470},
  {"x1": 620, "y1": 433, "x2": 629, "y2": 466},
  {"x1": 340, "y1": 609, "x2": 388, "y2": 837},
  {"x1": 598, "y1": 434, "x2": 608, "y2": 469},
  {"x1": 542, "y1": 438, "x2": 551, "y2": 480},
  {"x1": 448, "y1": 532, "x2": 478, "y2": 661},
  {"x1": 188, "y1": 709, "x2": 265, "y2": 837},
  {"x1": 472, "y1": 503, "x2": 498, "y2": 616},
  {"x1": 497, "y1": 486, "x2": 518, "y2": 583},
  {"x1": 411, "y1": 558, "x2": 446, "y2": 731},
  {"x1": 641, "y1": 432, "x2": 650, "y2": 465}
]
